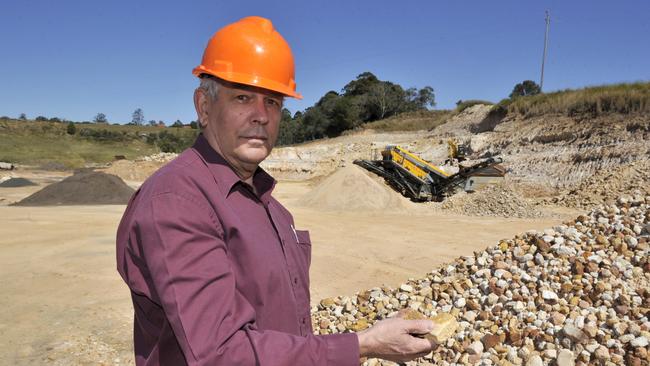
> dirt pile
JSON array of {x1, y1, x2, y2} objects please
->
[
  {"x1": 0, "y1": 177, "x2": 37, "y2": 187},
  {"x1": 314, "y1": 196, "x2": 650, "y2": 365},
  {"x1": 102, "y1": 152, "x2": 177, "y2": 183},
  {"x1": 103, "y1": 160, "x2": 167, "y2": 182},
  {"x1": 297, "y1": 165, "x2": 411, "y2": 211},
  {"x1": 13, "y1": 171, "x2": 134, "y2": 206},
  {"x1": 436, "y1": 183, "x2": 545, "y2": 218}
]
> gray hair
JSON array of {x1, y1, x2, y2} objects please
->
[{"x1": 198, "y1": 76, "x2": 220, "y2": 101}]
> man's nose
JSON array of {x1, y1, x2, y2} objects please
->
[{"x1": 251, "y1": 96, "x2": 270, "y2": 125}]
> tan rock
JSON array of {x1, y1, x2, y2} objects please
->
[{"x1": 402, "y1": 309, "x2": 459, "y2": 343}]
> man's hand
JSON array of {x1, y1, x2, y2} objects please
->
[{"x1": 356, "y1": 312, "x2": 439, "y2": 363}]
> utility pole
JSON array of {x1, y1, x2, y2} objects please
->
[{"x1": 540, "y1": 10, "x2": 550, "y2": 91}]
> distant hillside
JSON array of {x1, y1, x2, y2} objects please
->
[
  {"x1": 493, "y1": 81, "x2": 650, "y2": 118},
  {"x1": 360, "y1": 110, "x2": 452, "y2": 132},
  {"x1": 360, "y1": 82, "x2": 650, "y2": 134},
  {"x1": 0, "y1": 119, "x2": 198, "y2": 169}
]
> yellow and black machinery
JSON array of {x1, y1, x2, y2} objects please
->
[{"x1": 354, "y1": 145, "x2": 504, "y2": 201}]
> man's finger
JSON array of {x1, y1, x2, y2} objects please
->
[
  {"x1": 394, "y1": 309, "x2": 410, "y2": 318},
  {"x1": 403, "y1": 319, "x2": 434, "y2": 335}
]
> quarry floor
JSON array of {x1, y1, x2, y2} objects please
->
[{"x1": 0, "y1": 172, "x2": 582, "y2": 365}]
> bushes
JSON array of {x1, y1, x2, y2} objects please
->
[
  {"x1": 66, "y1": 122, "x2": 76, "y2": 135},
  {"x1": 78, "y1": 128, "x2": 129, "y2": 142},
  {"x1": 146, "y1": 130, "x2": 199, "y2": 153}
]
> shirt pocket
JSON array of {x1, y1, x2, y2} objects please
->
[{"x1": 294, "y1": 229, "x2": 312, "y2": 269}]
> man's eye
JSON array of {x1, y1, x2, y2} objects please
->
[
  {"x1": 236, "y1": 95, "x2": 250, "y2": 102},
  {"x1": 266, "y1": 98, "x2": 281, "y2": 107}
]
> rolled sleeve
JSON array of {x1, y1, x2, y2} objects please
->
[{"x1": 133, "y1": 191, "x2": 359, "y2": 365}]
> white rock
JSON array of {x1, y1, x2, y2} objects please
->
[
  {"x1": 542, "y1": 290, "x2": 559, "y2": 301},
  {"x1": 556, "y1": 349, "x2": 575, "y2": 366},
  {"x1": 630, "y1": 336, "x2": 649, "y2": 348},
  {"x1": 526, "y1": 355, "x2": 543, "y2": 366},
  {"x1": 466, "y1": 340, "x2": 484, "y2": 355},
  {"x1": 400, "y1": 284, "x2": 413, "y2": 293}
]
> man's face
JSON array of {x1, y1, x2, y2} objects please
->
[{"x1": 198, "y1": 81, "x2": 284, "y2": 176}]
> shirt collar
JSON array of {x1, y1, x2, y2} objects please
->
[{"x1": 192, "y1": 133, "x2": 276, "y2": 205}]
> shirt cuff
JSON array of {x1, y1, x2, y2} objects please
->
[{"x1": 322, "y1": 332, "x2": 360, "y2": 366}]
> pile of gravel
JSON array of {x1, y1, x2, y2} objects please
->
[
  {"x1": 312, "y1": 195, "x2": 650, "y2": 365},
  {"x1": 13, "y1": 171, "x2": 134, "y2": 206},
  {"x1": 0, "y1": 177, "x2": 37, "y2": 187},
  {"x1": 438, "y1": 183, "x2": 545, "y2": 218}
]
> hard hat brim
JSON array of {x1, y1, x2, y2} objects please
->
[{"x1": 193, "y1": 66, "x2": 303, "y2": 100}]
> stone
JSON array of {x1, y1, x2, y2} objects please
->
[
  {"x1": 466, "y1": 340, "x2": 484, "y2": 355},
  {"x1": 320, "y1": 298, "x2": 336, "y2": 308},
  {"x1": 550, "y1": 312, "x2": 566, "y2": 326},
  {"x1": 594, "y1": 346, "x2": 610, "y2": 360},
  {"x1": 525, "y1": 355, "x2": 543, "y2": 366},
  {"x1": 400, "y1": 284, "x2": 413, "y2": 293},
  {"x1": 556, "y1": 349, "x2": 575, "y2": 366},
  {"x1": 462, "y1": 311, "x2": 477, "y2": 322},
  {"x1": 630, "y1": 336, "x2": 649, "y2": 348},
  {"x1": 481, "y1": 333, "x2": 500, "y2": 350},
  {"x1": 542, "y1": 290, "x2": 559, "y2": 302},
  {"x1": 563, "y1": 325, "x2": 587, "y2": 343}
]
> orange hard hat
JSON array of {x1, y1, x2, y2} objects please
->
[{"x1": 193, "y1": 16, "x2": 302, "y2": 99}]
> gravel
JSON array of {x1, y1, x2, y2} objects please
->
[{"x1": 312, "y1": 194, "x2": 650, "y2": 365}]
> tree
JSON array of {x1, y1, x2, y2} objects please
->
[
  {"x1": 19, "y1": 113, "x2": 27, "y2": 120},
  {"x1": 189, "y1": 121, "x2": 198, "y2": 129},
  {"x1": 367, "y1": 81, "x2": 405, "y2": 120},
  {"x1": 171, "y1": 120, "x2": 184, "y2": 128},
  {"x1": 342, "y1": 72, "x2": 380, "y2": 96},
  {"x1": 510, "y1": 80, "x2": 541, "y2": 98},
  {"x1": 132, "y1": 108, "x2": 144, "y2": 125},
  {"x1": 148, "y1": 120, "x2": 157, "y2": 126},
  {"x1": 35, "y1": 116, "x2": 48, "y2": 121},
  {"x1": 66, "y1": 122, "x2": 77, "y2": 135},
  {"x1": 94, "y1": 113, "x2": 107, "y2": 123},
  {"x1": 416, "y1": 86, "x2": 436, "y2": 109}
]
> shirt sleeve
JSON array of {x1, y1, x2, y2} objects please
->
[{"x1": 134, "y1": 191, "x2": 359, "y2": 366}]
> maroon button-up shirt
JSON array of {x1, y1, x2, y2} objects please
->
[{"x1": 116, "y1": 134, "x2": 359, "y2": 365}]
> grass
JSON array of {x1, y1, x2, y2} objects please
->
[
  {"x1": 455, "y1": 100, "x2": 494, "y2": 113},
  {"x1": 0, "y1": 119, "x2": 194, "y2": 168},
  {"x1": 498, "y1": 82, "x2": 650, "y2": 118},
  {"x1": 360, "y1": 110, "x2": 453, "y2": 132}
]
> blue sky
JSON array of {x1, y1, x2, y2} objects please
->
[{"x1": 1, "y1": 0, "x2": 648, "y2": 124}]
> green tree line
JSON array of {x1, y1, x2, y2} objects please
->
[{"x1": 277, "y1": 71, "x2": 435, "y2": 145}]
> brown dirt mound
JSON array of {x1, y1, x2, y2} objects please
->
[
  {"x1": 13, "y1": 171, "x2": 134, "y2": 206},
  {"x1": 102, "y1": 159, "x2": 167, "y2": 182},
  {"x1": 297, "y1": 165, "x2": 410, "y2": 211},
  {"x1": 0, "y1": 177, "x2": 37, "y2": 187}
]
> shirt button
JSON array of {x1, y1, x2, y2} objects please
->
[
  {"x1": 293, "y1": 277, "x2": 298, "y2": 285},
  {"x1": 302, "y1": 318, "x2": 306, "y2": 324}
]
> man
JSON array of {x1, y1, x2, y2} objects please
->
[{"x1": 116, "y1": 16, "x2": 438, "y2": 365}]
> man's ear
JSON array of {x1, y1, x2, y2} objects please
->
[{"x1": 194, "y1": 88, "x2": 209, "y2": 129}]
